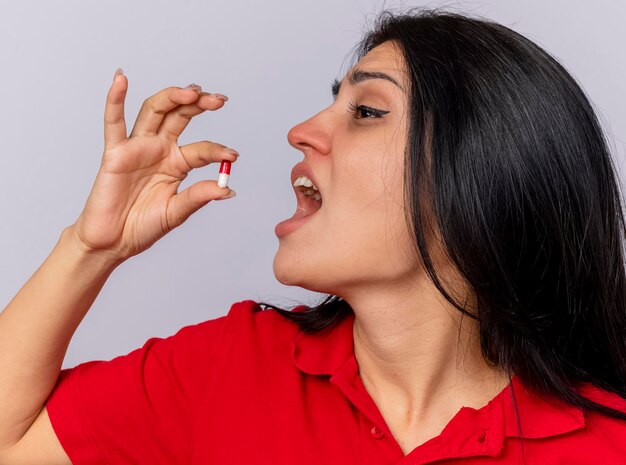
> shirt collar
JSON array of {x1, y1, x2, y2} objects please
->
[
  {"x1": 500, "y1": 375, "x2": 585, "y2": 439},
  {"x1": 290, "y1": 307, "x2": 356, "y2": 376},
  {"x1": 290, "y1": 307, "x2": 585, "y2": 442}
]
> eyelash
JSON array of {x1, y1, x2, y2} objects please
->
[{"x1": 347, "y1": 100, "x2": 390, "y2": 119}]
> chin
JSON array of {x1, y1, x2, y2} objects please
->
[
  {"x1": 272, "y1": 250, "x2": 335, "y2": 293},
  {"x1": 272, "y1": 250, "x2": 309, "y2": 287}
]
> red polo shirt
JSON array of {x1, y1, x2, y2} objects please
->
[{"x1": 46, "y1": 299, "x2": 626, "y2": 464}]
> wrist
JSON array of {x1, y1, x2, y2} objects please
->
[{"x1": 59, "y1": 225, "x2": 126, "y2": 273}]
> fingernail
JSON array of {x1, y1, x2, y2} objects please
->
[
  {"x1": 113, "y1": 68, "x2": 123, "y2": 82},
  {"x1": 185, "y1": 83, "x2": 203, "y2": 93},
  {"x1": 224, "y1": 147, "x2": 239, "y2": 157},
  {"x1": 217, "y1": 189, "x2": 237, "y2": 200},
  {"x1": 212, "y1": 93, "x2": 229, "y2": 101}
]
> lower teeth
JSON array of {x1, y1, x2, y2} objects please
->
[{"x1": 301, "y1": 189, "x2": 322, "y2": 201}]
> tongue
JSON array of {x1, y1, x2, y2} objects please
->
[
  {"x1": 294, "y1": 192, "x2": 322, "y2": 217},
  {"x1": 291, "y1": 207, "x2": 311, "y2": 220},
  {"x1": 292, "y1": 201, "x2": 320, "y2": 220},
  {"x1": 275, "y1": 195, "x2": 322, "y2": 237}
]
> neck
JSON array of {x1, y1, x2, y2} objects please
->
[{"x1": 342, "y1": 273, "x2": 510, "y2": 430}]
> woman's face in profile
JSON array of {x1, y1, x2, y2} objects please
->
[{"x1": 273, "y1": 40, "x2": 423, "y2": 296}]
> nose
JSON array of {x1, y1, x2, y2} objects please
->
[{"x1": 287, "y1": 110, "x2": 332, "y2": 156}]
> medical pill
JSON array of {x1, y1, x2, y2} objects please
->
[{"x1": 217, "y1": 161, "x2": 231, "y2": 188}]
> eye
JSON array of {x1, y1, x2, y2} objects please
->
[{"x1": 347, "y1": 101, "x2": 390, "y2": 119}]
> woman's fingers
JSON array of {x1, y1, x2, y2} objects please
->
[
  {"x1": 168, "y1": 141, "x2": 239, "y2": 230},
  {"x1": 104, "y1": 70, "x2": 129, "y2": 148},
  {"x1": 178, "y1": 140, "x2": 239, "y2": 171},
  {"x1": 129, "y1": 86, "x2": 203, "y2": 138},
  {"x1": 158, "y1": 93, "x2": 227, "y2": 140},
  {"x1": 166, "y1": 180, "x2": 236, "y2": 231}
]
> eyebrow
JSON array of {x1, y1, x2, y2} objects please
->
[{"x1": 331, "y1": 68, "x2": 403, "y2": 99}]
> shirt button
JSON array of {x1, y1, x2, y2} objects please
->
[{"x1": 370, "y1": 426, "x2": 385, "y2": 439}]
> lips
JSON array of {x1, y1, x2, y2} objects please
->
[
  {"x1": 290, "y1": 162, "x2": 322, "y2": 197},
  {"x1": 275, "y1": 201, "x2": 321, "y2": 237}
]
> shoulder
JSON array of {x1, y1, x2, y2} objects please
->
[
  {"x1": 128, "y1": 300, "x2": 303, "y2": 369},
  {"x1": 201, "y1": 299, "x2": 304, "y2": 353}
]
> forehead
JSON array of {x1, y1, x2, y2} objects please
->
[{"x1": 351, "y1": 41, "x2": 406, "y2": 82}]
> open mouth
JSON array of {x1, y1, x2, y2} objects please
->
[
  {"x1": 274, "y1": 174, "x2": 323, "y2": 237},
  {"x1": 293, "y1": 175, "x2": 322, "y2": 215}
]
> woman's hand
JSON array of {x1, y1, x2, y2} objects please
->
[{"x1": 70, "y1": 70, "x2": 238, "y2": 262}]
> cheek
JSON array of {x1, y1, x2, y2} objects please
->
[
  {"x1": 331, "y1": 128, "x2": 407, "y2": 220},
  {"x1": 322, "y1": 150, "x2": 414, "y2": 273},
  {"x1": 339, "y1": 137, "x2": 406, "y2": 218}
]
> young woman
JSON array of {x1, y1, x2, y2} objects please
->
[{"x1": 1, "y1": 8, "x2": 625, "y2": 464}]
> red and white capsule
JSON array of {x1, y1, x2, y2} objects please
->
[{"x1": 217, "y1": 160, "x2": 231, "y2": 188}]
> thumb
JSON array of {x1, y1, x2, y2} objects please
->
[
  {"x1": 166, "y1": 180, "x2": 235, "y2": 230},
  {"x1": 104, "y1": 68, "x2": 128, "y2": 148}
]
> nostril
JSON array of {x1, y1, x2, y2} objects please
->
[{"x1": 287, "y1": 114, "x2": 331, "y2": 154}]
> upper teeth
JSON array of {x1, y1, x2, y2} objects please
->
[
  {"x1": 293, "y1": 176, "x2": 321, "y2": 201},
  {"x1": 293, "y1": 176, "x2": 318, "y2": 190}
]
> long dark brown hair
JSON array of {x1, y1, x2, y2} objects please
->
[{"x1": 261, "y1": 8, "x2": 626, "y2": 427}]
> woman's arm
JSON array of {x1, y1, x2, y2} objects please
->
[
  {"x1": 0, "y1": 225, "x2": 120, "y2": 461},
  {"x1": 0, "y1": 70, "x2": 237, "y2": 463}
]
